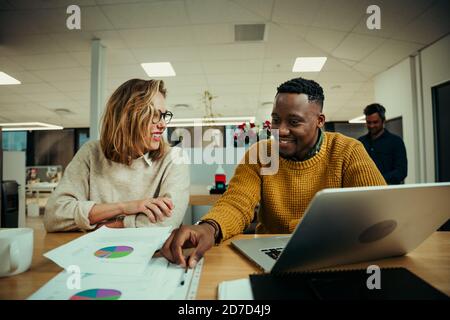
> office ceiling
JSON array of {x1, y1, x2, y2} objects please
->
[{"x1": 0, "y1": 0, "x2": 448, "y2": 127}]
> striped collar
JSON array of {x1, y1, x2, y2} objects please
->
[{"x1": 289, "y1": 128, "x2": 324, "y2": 162}]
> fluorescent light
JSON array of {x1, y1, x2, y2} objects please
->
[
  {"x1": 171, "y1": 116, "x2": 255, "y2": 123},
  {"x1": 141, "y1": 62, "x2": 176, "y2": 77},
  {"x1": 168, "y1": 122, "x2": 251, "y2": 127},
  {"x1": 167, "y1": 116, "x2": 255, "y2": 127},
  {"x1": 292, "y1": 57, "x2": 327, "y2": 72},
  {"x1": 0, "y1": 72, "x2": 21, "y2": 85},
  {"x1": 0, "y1": 122, "x2": 64, "y2": 131},
  {"x1": 348, "y1": 115, "x2": 366, "y2": 123}
]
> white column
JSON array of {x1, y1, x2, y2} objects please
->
[{"x1": 89, "y1": 39, "x2": 106, "y2": 141}]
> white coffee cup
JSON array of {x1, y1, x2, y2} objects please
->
[{"x1": 0, "y1": 228, "x2": 34, "y2": 277}]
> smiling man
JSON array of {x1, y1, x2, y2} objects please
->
[
  {"x1": 358, "y1": 103, "x2": 408, "y2": 185},
  {"x1": 161, "y1": 77, "x2": 386, "y2": 268}
]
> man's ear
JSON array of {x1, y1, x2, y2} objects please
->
[{"x1": 317, "y1": 113, "x2": 326, "y2": 129}]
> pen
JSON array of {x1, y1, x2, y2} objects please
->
[{"x1": 180, "y1": 267, "x2": 188, "y2": 286}]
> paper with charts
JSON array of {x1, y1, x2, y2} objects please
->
[
  {"x1": 44, "y1": 226, "x2": 172, "y2": 276},
  {"x1": 28, "y1": 257, "x2": 204, "y2": 300}
]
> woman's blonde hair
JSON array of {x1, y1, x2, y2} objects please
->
[{"x1": 100, "y1": 79, "x2": 168, "y2": 165}]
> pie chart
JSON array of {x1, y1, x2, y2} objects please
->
[
  {"x1": 94, "y1": 246, "x2": 134, "y2": 259},
  {"x1": 70, "y1": 289, "x2": 121, "y2": 300}
]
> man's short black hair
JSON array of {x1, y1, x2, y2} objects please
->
[
  {"x1": 276, "y1": 77, "x2": 325, "y2": 111},
  {"x1": 364, "y1": 103, "x2": 386, "y2": 121}
]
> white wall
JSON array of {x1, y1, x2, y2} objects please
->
[
  {"x1": 3, "y1": 151, "x2": 26, "y2": 227},
  {"x1": 374, "y1": 58, "x2": 417, "y2": 183},
  {"x1": 420, "y1": 35, "x2": 450, "y2": 182},
  {"x1": 374, "y1": 34, "x2": 450, "y2": 184}
]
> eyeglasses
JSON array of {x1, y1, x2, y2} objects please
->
[{"x1": 153, "y1": 110, "x2": 173, "y2": 124}]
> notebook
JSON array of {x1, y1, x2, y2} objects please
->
[
  {"x1": 249, "y1": 267, "x2": 449, "y2": 300},
  {"x1": 218, "y1": 278, "x2": 254, "y2": 300}
]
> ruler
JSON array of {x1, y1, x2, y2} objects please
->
[{"x1": 185, "y1": 258, "x2": 204, "y2": 300}]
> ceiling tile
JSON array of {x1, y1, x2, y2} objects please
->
[
  {"x1": 65, "y1": 91, "x2": 89, "y2": 102},
  {"x1": 166, "y1": 93, "x2": 204, "y2": 108},
  {"x1": 332, "y1": 33, "x2": 386, "y2": 61},
  {"x1": 107, "y1": 64, "x2": 147, "y2": 78},
  {"x1": 261, "y1": 72, "x2": 300, "y2": 85},
  {"x1": 92, "y1": 30, "x2": 129, "y2": 49},
  {"x1": 95, "y1": 1, "x2": 151, "y2": 4},
  {"x1": 208, "y1": 84, "x2": 261, "y2": 95},
  {"x1": 202, "y1": 59, "x2": 263, "y2": 74},
  {"x1": 322, "y1": 82, "x2": 364, "y2": 93},
  {"x1": 9, "y1": 53, "x2": 80, "y2": 70},
  {"x1": 50, "y1": 32, "x2": 96, "y2": 52},
  {"x1": 272, "y1": 0, "x2": 325, "y2": 26},
  {"x1": 119, "y1": 27, "x2": 195, "y2": 48},
  {"x1": 69, "y1": 51, "x2": 91, "y2": 67},
  {"x1": 32, "y1": 67, "x2": 90, "y2": 81},
  {"x1": 352, "y1": 0, "x2": 434, "y2": 40},
  {"x1": 163, "y1": 75, "x2": 207, "y2": 88},
  {"x1": 48, "y1": 80, "x2": 90, "y2": 92},
  {"x1": 0, "y1": 34, "x2": 65, "y2": 56},
  {"x1": 305, "y1": 27, "x2": 348, "y2": 54},
  {"x1": 192, "y1": 24, "x2": 233, "y2": 45},
  {"x1": 320, "y1": 58, "x2": 355, "y2": 72},
  {"x1": 232, "y1": 0, "x2": 274, "y2": 20},
  {"x1": 186, "y1": 0, "x2": 263, "y2": 24},
  {"x1": 0, "y1": 86, "x2": 14, "y2": 95},
  {"x1": 265, "y1": 23, "x2": 309, "y2": 43},
  {"x1": 199, "y1": 43, "x2": 265, "y2": 61},
  {"x1": 206, "y1": 73, "x2": 261, "y2": 85},
  {"x1": 70, "y1": 48, "x2": 138, "y2": 68},
  {"x1": 7, "y1": 83, "x2": 59, "y2": 95},
  {"x1": 7, "y1": 0, "x2": 96, "y2": 9},
  {"x1": 2, "y1": 71, "x2": 43, "y2": 84},
  {"x1": 132, "y1": 46, "x2": 200, "y2": 63},
  {"x1": 165, "y1": 84, "x2": 206, "y2": 97},
  {"x1": 170, "y1": 61, "x2": 204, "y2": 75},
  {"x1": 392, "y1": 0, "x2": 450, "y2": 44},
  {"x1": 311, "y1": 0, "x2": 368, "y2": 31},
  {"x1": 38, "y1": 100, "x2": 83, "y2": 110},
  {"x1": 0, "y1": 94, "x2": 30, "y2": 104},
  {"x1": 361, "y1": 40, "x2": 423, "y2": 67},
  {"x1": 0, "y1": 57, "x2": 25, "y2": 73},
  {"x1": 318, "y1": 70, "x2": 367, "y2": 82},
  {"x1": 29, "y1": 8, "x2": 69, "y2": 34},
  {"x1": 264, "y1": 40, "x2": 323, "y2": 59},
  {"x1": 107, "y1": 48, "x2": 137, "y2": 65},
  {"x1": 78, "y1": 6, "x2": 115, "y2": 31},
  {"x1": 102, "y1": 1, "x2": 189, "y2": 28},
  {"x1": 0, "y1": 10, "x2": 46, "y2": 35},
  {"x1": 263, "y1": 58, "x2": 295, "y2": 72},
  {"x1": 259, "y1": 83, "x2": 279, "y2": 96},
  {"x1": 21, "y1": 91, "x2": 71, "y2": 103}
]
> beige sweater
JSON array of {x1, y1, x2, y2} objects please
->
[{"x1": 44, "y1": 140, "x2": 190, "y2": 232}]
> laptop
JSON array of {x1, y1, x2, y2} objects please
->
[{"x1": 231, "y1": 182, "x2": 450, "y2": 273}]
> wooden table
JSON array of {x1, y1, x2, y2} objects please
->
[
  {"x1": 0, "y1": 228, "x2": 449, "y2": 300},
  {"x1": 189, "y1": 194, "x2": 222, "y2": 206},
  {"x1": 189, "y1": 185, "x2": 223, "y2": 206}
]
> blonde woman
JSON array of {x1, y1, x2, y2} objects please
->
[{"x1": 44, "y1": 79, "x2": 189, "y2": 232}]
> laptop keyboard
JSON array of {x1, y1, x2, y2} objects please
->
[{"x1": 261, "y1": 247, "x2": 283, "y2": 260}]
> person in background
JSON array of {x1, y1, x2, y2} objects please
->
[
  {"x1": 160, "y1": 77, "x2": 386, "y2": 269},
  {"x1": 358, "y1": 103, "x2": 407, "y2": 185},
  {"x1": 44, "y1": 79, "x2": 189, "y2": 232}
]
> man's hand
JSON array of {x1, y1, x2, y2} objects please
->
[
  {"x1": 120, "y1": 197, "x2": 174, "y2": 223},
  {"x1": 160, "y1": 223, "x2": 216, "y2": 268}
]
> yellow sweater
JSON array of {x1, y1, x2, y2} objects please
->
[{"x1": 202, "y1": 132, "x2": 386, "y2": 241}]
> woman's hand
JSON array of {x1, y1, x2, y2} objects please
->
[{"x1": 120, "y1": 197, "x2": 174, "y2": 223}]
